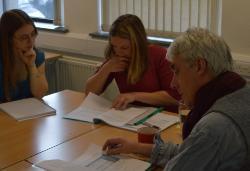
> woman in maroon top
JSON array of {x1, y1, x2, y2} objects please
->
[{"x1": 85, "y1": 14, "x2": 180, "y2": 111}]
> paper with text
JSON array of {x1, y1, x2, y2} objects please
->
[
  {"x1": 73, "y1": 144, "x2": 150, "y2": 171},
  {"x1": 146, "y1": 112, "x2": 179, "y2": 130},
  {"x1": 99, "y1": 107, "x2": 148, "y2": 127},
  {"x1": 34, "y1": 144, "x2": 150, "y2": 171},
  {"x1": 64, "y1": 93, "x2": 148, "y2": 128},
  {"x1": 81, "y1": 92, "x2": 113, "y2": 112},
  {"x1": 120, "y1": 112, "x2": 179, "y2": 132},
  {"x1": 64, "y1": 93, "x2": 179, "y2": 132}
]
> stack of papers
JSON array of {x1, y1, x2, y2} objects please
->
[
  {"x1": 64, "y1": 93, "x2": 178, "y2": 132},
  {"x1": 0, "y1": 98, "x2": 56, "y2": 121},
  {"x1": 34, "y1": 144, "x2": 150, "y2": 171}
]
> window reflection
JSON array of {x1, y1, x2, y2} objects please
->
[{"x1": 5, "y1": 0, "x2": 54, "y2": 20}]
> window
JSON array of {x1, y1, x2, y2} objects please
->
[
  {"x1": 2, "y1": 0, "x2": 63, "y2": 26},
  {"x1": 98, "y1": 0, "x2": 220, "y2": 39}
]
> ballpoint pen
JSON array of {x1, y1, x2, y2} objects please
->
[
  {"x1": 134, "y1": 107, "x2": 164, "y2": 126},
  {"x1": 143, "y1": 122, "x2": 160, "y2": 129}
]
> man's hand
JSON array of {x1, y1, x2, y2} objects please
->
[{"x1": 102, "y1": 138, "x2": 137, "y2": 155}]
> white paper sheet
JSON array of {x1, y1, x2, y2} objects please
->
[
  {"x1": 34, "y1": 144, "x2": 150, "y2": 171},
  {"x1": 64, "y1": 93, "x2": 148, "y2": 127},
  {"x1": 81, "y1": 92, "x2": 112, "y2": 112},
  {"x1": 99, "y1": 107, "x2": 148, "y2": 127},
  {"x1": 64, "y1": 93, "x2": 178, "y2": 132}
]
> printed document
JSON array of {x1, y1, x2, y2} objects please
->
[
  {"x1": 64, "y1": 93, "x2": 149, "y2": 127},
  {"x1": 64, "y1": 93, "x2": 178, "y2": 131},
  {"x1": 34, "y1": 144, "x2": 150, "y2": 171}
]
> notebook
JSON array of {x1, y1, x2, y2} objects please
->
[
  {"x1": 64, "y1": 93, "x2": 178, "y2": 132},
  {"x1": 0, "y1": 98, "x2": 56, "y2": 121}
]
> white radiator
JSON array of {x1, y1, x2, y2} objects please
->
[
  {"x1": 56, "y1": 56, "x2": 100, "y2": 92},
  {"x1": 56, "y1": 56, "x2": 119, "y2": 100}
]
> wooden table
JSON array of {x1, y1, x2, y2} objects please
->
[
  {"x1": 27, "y1": 124, "x2": 182, "y2": 162},
  {"x1": 5, "y1": 121, "x2": 181, "y2": 170},
  {"x1": 2, "y1": 90, "x2": 182, "y2": 170},
  {"x1": 3, "y1": 161, "x2": 41, "y2": 171},
  {"x1": 0, "y1": 90, "x2": 101, "y2": 170}
]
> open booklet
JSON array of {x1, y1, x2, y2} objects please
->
[
  {"x1": 0, "y1": 98, "x2": 56, "y2": 121},
  {"x1": 64, "y1": 92, "x2": 178, "y2": 132},
  {"x1": 34, "y1": 144, "x2": 150, "y2": 171}
]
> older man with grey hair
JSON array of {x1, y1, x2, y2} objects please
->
[{"x1": 102, "y1": 27, "x2": 250, "y2": 170}]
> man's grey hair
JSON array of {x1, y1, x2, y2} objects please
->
[{"x1": 167, "y1": 27, "x2": 233, "y2": 76}]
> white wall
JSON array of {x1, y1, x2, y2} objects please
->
[
  {"x1": 36, "y1": 0, "x2": 107, "y2": 58},
  {"x1": 63, "y1": 0, "x2": 97, "y2": 33},
  {"x1": 221, "y1": 0, "x2": 250, "y2": 60},
  {"x1": 37, "y1": 0, "x2": 250, "y2": 61}
]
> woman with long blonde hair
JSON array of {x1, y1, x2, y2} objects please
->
[{"x1": 85, "y1": 14, "x2": 179, "y2": 111}]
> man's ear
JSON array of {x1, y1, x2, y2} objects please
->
[{"x1": 195, "y1": 58, "x2": 207, "y2": 75}]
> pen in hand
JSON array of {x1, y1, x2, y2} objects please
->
[
  {"x1": 103, "y1": 138, "x2": 134, "y2": 155},
  {"x1": 103, "y1": 144, "x2": 122, "y2": 155}
]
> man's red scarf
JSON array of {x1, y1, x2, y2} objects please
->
[{"x1": 182, "y1": 71, "x2": 246, "y2": 139}]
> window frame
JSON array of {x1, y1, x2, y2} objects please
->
[
  {"x1": 94, "y1": 0, "x2": 221, "y2": 46},
  {"x1": 1, "y1": 0, "x2": 67, "y2": 32}
]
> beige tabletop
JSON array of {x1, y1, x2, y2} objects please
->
[
  {"x1": 25, "y1": 121, "x2": 182, "y2": 166},
  {"x1": 0, "y1": 90, "x2": 101, "y2": 169},
  {"x1": 4, "y1": 121, "x2": 181, "y2": 171},
  {"x1": 5, "y1": 120, "x2": 182, "y2": 171},
  {"x1": 2, "y1": 91, "x2": 182, "y2": 170},
  {"x1": 2, "y1": 161, "x2": 41, "y2": 171}
]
